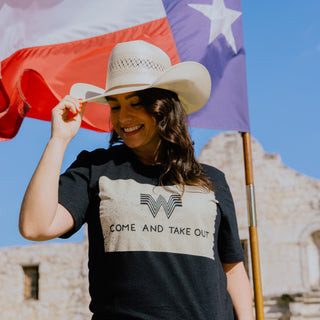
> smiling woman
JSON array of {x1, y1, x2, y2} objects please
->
[
  {"x1": 107, "y1": 91, "x2": 160, "y2": 165},
  {"x1": 107, "y1": 88, "x2": 213, "y2": 189},
  {"x1": 19, "y1": 40, "x2": 253, "y2": 320}
]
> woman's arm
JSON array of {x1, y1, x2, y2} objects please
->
[
  {"x1": 19, "y1": 96, "x2": 85, "y2": 241},
  {"x1": 223, "y1": 261, "x2": 254, "y2": 320}
]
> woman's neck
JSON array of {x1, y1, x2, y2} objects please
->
[
  {"x1": 136, "y1": 154, "x2": 157, "y2": 166},
  {"x1": 131, "y1": 149, "x2": 157, "y2": 166}
]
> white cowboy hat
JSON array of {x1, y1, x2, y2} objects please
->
[{"x1": 70, "y1": 40, "x2": 211, "y2": 115}]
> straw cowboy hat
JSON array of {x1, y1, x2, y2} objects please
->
[{"x1": 70, "y1": 40, "x2": 211, "y2": 115}]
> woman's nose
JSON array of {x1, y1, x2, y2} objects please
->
[{"x1": 118, "y1": 106, "x2": 133, "y2": 123}]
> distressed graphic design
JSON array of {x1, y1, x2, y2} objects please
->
[
  {"x1": 99, "y1": 177, "x2": 218, "y2": 260},
  {"x1": 140, "y1": 194, "x2": 182, "y2": 218}
]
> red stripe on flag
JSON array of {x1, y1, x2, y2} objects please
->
[
  {"x1": 0, "y1": 78, "x2": 27, "y2": 141},
  {"x1": 0, "y1": 17, "x2": 179, "y2": 140}
]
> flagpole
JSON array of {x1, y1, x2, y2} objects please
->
[{"x1": 241, "y1": 132, "x2": 265, "y2": 320}]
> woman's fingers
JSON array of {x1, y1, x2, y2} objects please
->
[
  {"x1": 54, "y1": 95, "x2": 82, "y2": 115},
  {"x1": 51, "y1": 96, "x2": 87, "y2": 141},
  {"x1": 78, "y1": 100, "x2": 87, "y2": 118}
]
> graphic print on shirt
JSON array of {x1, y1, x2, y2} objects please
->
[
  {"x1": 99, "y1": 177, "x2": 218, "y2": 260},
  {"x1": 140, "y1": 194, "x2": 182, "y2": 218}
]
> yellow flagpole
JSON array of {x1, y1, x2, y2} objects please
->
[{"x1": 242, "y1": 132, "x2": 265, "y2": 319}]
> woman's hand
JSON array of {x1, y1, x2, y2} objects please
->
[
  {"x1": 20, "y1": 95, "x2": 87, "y2": 241},
  {"x1": 51, "y1": 95, "x2": 86, "y2": 143}
]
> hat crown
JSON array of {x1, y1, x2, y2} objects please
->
[
  {"x1": 70, "y1": 40, "x2": 211, "y2": 115},
  {"x1": 105, "y1": 41, "x2": 172, "y2": 92}
]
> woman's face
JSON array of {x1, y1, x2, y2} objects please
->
[{"x1": 108, "y1": 91, "x2": 160, "y2": 162}]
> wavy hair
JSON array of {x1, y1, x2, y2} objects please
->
[{"x1": 109, "y1": 88, "x2": 214, "y2": 192}]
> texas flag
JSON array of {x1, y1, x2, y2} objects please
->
[{"x1": 0, "y1": 0, "x2": 249, "y2": 141}]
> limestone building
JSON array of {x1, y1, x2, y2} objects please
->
[
  {"x1": 1, "y1": 132, "x2": 320, "y2": 319},
  {"x1": 199, "y1": 133, "x2": 320, "y2": 319},
  {"x1": 0, "y1": 240, "x2": 91, "y2": 320}
]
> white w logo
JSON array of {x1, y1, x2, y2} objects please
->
[{"x1": 140, "y1": 194, "x2": 182, "y2": 219}]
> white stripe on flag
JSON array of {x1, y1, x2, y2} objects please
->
[{"x1": 0, "y1": 0, "x2": 166, "y2": 62}]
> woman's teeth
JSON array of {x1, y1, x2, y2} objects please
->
[{"x1": 123, "y1": 125, "x2": 143, "y2": 133}]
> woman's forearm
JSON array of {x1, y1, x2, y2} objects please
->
[
  {"x1": 223, "y1": 261, "x2": 254, "y2": 320},
  {"x1": 19, "y1": 97, "x2": 84, "y2": 241},
  {"x1": 19, "y1": 137, "x2": 69, "y2": 240}
]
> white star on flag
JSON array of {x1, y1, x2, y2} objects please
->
[{"x1": 188, "y1": 0, "x2": 242, "y2": 52}]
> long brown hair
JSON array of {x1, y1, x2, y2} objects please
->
[{"x1": 109, "y1": 88, "x2": 214, "y2": 192}]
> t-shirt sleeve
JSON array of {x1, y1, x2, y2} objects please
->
[
  {"x1": 202, "y1": 164, "x2": 245, "y2": 263},
  {"x1": 58, "y1": 150, "x2": 91, "y2": 239}
]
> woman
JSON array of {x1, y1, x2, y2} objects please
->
[{"x1": 19, "y1": 40, "x2": 253, "y2": 319}]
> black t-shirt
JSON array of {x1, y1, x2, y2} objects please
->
[{"x1": 59, "y1": 145, "x2": 244, "y2": 319}]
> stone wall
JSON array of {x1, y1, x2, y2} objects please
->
[
  {"x1": 0, "y1": 241, "x2": 90, "y2": 320},
  {"x1": 199, "y1": 132, "x2": 320, "y2": 319}
]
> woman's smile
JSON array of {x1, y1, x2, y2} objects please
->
[
  {"x1": 122, "y1": 124, "x2": 144, "y2": 134},
  {"x1": 108, "y1": 92, "x2": 160, "y2": 164}
]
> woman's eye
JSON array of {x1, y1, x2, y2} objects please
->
[
  {"x1": 131, "y1": 102, "x2": 142, "y2": 108},
  {"x1": 110, "y1": 105, "x2": 120, "y2": 112}
]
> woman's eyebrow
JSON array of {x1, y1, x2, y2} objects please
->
[
  {"x1": 106, "y1": 96, "x2": 117, "y2": 102},
  {"x1": 106, "y1": 93, "x2": 138, "y2": 102},
  {"x1": 125, "y1": 93, "x2": 138, "y2": 100}
]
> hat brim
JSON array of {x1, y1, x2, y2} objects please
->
[{"x1": 70, "y1": 61, "x2": 211, "y2": 115}]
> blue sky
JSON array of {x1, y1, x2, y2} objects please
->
[{"x1": 1, "y1": 0, "x2": 319, "y2": 247}]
